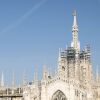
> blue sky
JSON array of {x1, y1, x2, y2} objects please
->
[{"x1": 0, "y1": 0, "x2": 100, "y2": 85}]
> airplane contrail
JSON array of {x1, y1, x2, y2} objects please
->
[{"x1": 0, "y1": 0, "x2": 48, "y2": 34}]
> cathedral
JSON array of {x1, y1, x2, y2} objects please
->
[{"x1": 0, "y1": 11, "x2": 100, "y2": 100}]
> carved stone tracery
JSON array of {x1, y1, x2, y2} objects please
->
[{"x1": 52, "y1": 90, "x2": 67, "y2": 100}]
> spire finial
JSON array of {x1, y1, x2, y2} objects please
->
[
  {"x1": 72, "y1": 10, "x2": 77, "y2": 27},
  {"x1": 73, "y1": 10, "x2": 76, "y2": 16}
]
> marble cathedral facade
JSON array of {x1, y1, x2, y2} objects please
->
[{"x1": 0, "y1": 11, "x2": 100, "y2": 100}]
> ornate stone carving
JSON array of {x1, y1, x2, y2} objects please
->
[{"x1": 52, "y1": 90, "x2": 67, "y2": 100}]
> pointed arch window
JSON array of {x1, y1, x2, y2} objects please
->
[{"x1": 51, "y1": 90, "x2": 67, "y2": 100}]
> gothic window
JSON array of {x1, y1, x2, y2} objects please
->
[{"x1": 51, "y1": 90, "x2": 67, "y2": 100}]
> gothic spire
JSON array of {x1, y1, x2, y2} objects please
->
[
  {"x1": 58, "y1": 48, "x2": 61, "y2": 62},
  {"x1": 23, "y1": 71, "x2": 27, "y2": 85},
  {"x1": 12, "y1": 71, "x2": 16, "y2": 87},
  {"x1": 1, "y1": 71, "x2": 4, "y2": 87},
  {"x1": 58, "y1": 48, "x2": 61, "y2": 69},
  {"x1": 72, "y1": 10, "x2": 78, "y2": 29},
  {"x1": 43, "y1": 65, "x2": 47, "y2": 80},
  {"x1": 96, "y1": 65, "x2": 99, "y2": 83},
  {"x1": 33, "y1": 66, "x2": 38, "y2": 82},
  {"x1": 71, "y1": 10, "x2": 80, "y2": 51}
]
